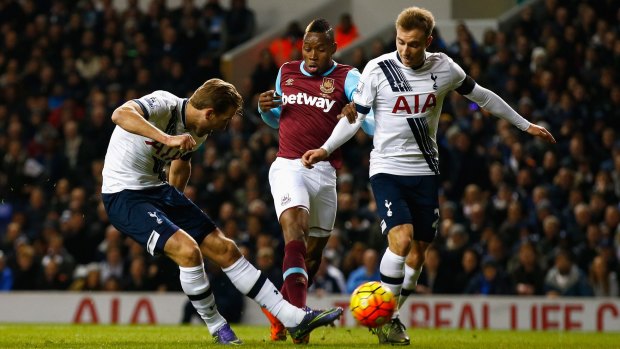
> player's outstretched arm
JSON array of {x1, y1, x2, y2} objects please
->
[
  {"x1": 112, "y1": 101, "x2": 196, "y2": 151},
  {"x1": 463, "y1": 84, "x2": 555, "y2": 143},
  {"x1": 301, "y1": 109, "x2": 365, "y2": 169}
]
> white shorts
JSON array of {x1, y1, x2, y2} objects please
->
[{"x1": 268, "y1": 157, "x2": 337, "y2": 237}]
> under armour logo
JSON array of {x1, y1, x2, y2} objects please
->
[
  {"x1": 430, "y1": 73, "x2": 438, "y2": 90},
  {"x1": 385, "y1": 200, "x2": 393, "y2": 217},
  {"x1": 148, "y1": 211, "x2": 163, "y2": 224}
]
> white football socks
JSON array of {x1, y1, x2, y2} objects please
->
[
  {"x1": 399, "y1": 264, "x2": 422, "y2": 309},
  {"x1": 222, "y1": 257, "x2": 305, "y2": 327},
  {"x1": 379, "y1": 248, "x2": 405, "y2": 319},
  {"x1": 179, "y1": 264, "x2": 226, "y2": 335}
]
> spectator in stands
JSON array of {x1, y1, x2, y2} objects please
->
[
  {"x1": 123, "y1": 255, "x2": 155, "y2": 291},
  {"x1": 269, "y1": 21, "x2": 304, "y2": 67},
  {"x1": 256, "y1": 246, "x2": 282, "y2": 289},
  {"x1": 334, "y1": 13, "x2": 359, "y2": 49},
  {"x1": 349, "y1": 47, "x2": 367, "y2": 71},
  {"x1": 10, "y1": 244, "x2": 40, "y2": 290},
  {"x1": 416, "y1": 245, "x2": 452, "y2": 294},
  {"x1": 225, "y1": 0, "x2": 255, "y2": 49},
  {"x1": 81, "y1": 263, "x2": 103, "y2": 291},
  {"x1": 509, "y1": 241, "x2": 545, "y2": 295},
  {"x1": 442, "y1": 223, "x2": 469, "y2": 273},
  {"x1": 309, "y1": 255, "x2": 346, "y2": 295},
  {"x1": 251, "y1": 48, "x2": 279, "y2": 96},
  {"x1": 588, "y1": 255, "x2": 619, "y2": 297},
  {"x1": 346, "y1": 248, "x2": 380, "y2": 293},
  {"x1": 41, "y1": 233, "x2": 75, "y2": 281},
  {"x1": 37, "y1": 258, "x2": 71, "y2": 290},
  {"x1": 99, "y1": 245, "x2": 124, "y2": 285},
  {"x1": 465, "y1": 256, "x2": 513, "y2": 295},
  {"x1": 573, "y1": 223, "x2": 604, "y2": 272},
  {"x1": 0, "y1": 250, "x2": 13, "y2": 291},
  {"x1": 544, "y1": 249, "x2": 594, "y2": 297},
  {"x1": 452, "y1": 248, "x2": 480, "y2": 294},
  {"x1": 200, "y1": 1, "x2": 228, "y2": 60}
]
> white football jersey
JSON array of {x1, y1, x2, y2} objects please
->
[
  {"x1": 102, "y1": 91, "x2": 206, "y2": 193},
  {"x1": 354, "y1": 51, "x2": 466, "y2": 177}
]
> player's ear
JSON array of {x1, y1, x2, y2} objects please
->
[
  {"x1": 204, "y1": 108, "x2": 215, "y2": 119},
  {"x1": 425, "y1": 35, "x2": 434, "y2": 48},
  {"x1": 331, "y1": 41, "x2": 338, "y2": 54}
]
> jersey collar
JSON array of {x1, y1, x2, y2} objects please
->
[
  {"x1": 300, "y1": 60, "x2": 337, "y2": 77},
  {"x1": 181, "y1": 98, "x2": 188, "y2": 128},
  {"x1": 396, "y1": 51, "x2": 426, "y2": 70}
]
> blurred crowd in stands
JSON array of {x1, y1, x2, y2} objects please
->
[{"x1": 0, "y1": 0, "x2": 619, "y2": 320}]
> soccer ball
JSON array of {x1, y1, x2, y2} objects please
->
[{"x1": 350, "y1": 281, "x2": 396, "y2": 328}]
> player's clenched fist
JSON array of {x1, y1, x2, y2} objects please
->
[
  {"x1": 301, "y1": 148, "x2": 328, "y2": 169},
  {"x1": 166, "y1": 133, "x2": 196, "y2": 152},
  {"x1": 258, "y1": 90, "x2": 282, "y2": 112}
]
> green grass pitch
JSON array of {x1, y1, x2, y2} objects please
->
[{"x1": 0, "y1": 324, "x2": 618, "y2": 348}]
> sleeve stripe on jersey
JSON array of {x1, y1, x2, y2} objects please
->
[
  {"x1": 378, "y1": 59, "x2": 412, "y2": 92},
  {"x1": 133, "y1": 99, "x2": 150, "y2": 120},
  {"x1": 406, "y1": 117, "x2": 440, "y2": 175},
  {"x1": 355, "y1": 103, "x2": 371, "y2": 115}
]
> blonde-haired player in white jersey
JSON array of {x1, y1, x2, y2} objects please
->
[
  {"x1": 101, "y1": 78, "x2": 342, "y2": 345},
  {"x1": 302, "y1": 7, "x2": 555, "y2": 345}
]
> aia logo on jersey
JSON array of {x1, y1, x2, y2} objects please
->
[
  {"x1": 145, "y1": 140, "x2": 185, "y2": 161},
  {"x1": 392, "y1": 93, "x2": 437, "y2": 114},
  {"x1": 320, "y1": 77, "x2": 335, "y2": 94},
  {"x1": 285, "y1": 78, "x2": 294, "y2": 86}
]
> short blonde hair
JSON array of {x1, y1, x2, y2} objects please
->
[
  {"x1": 189, "y1": 78, "x2": 243, "y2": 116},
  {"x1": 395, "y1": 7, "x2": 435, "y2": 37}
]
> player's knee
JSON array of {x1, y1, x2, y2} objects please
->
[{"x1": 177, "y1": 242, "x2": 202, "y2": 266}]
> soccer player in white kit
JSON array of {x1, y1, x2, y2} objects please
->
[
  {"x1": 101, "y1": 78, "x2": 342, "y2": 345},
  {"x1": 302, "y1": 7, "x2": 556, "y2": 345}
]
